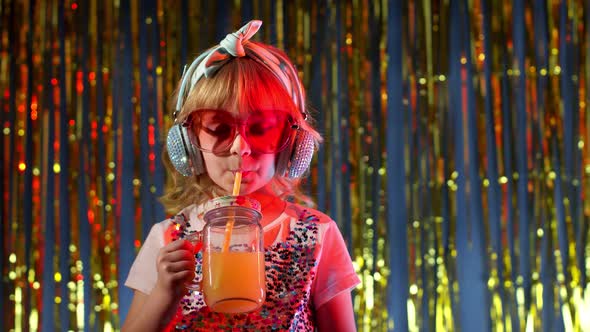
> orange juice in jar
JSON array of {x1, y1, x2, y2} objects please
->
[
  {"x1": 201, "y1": 196, "x2": 266, "y2": 313},
  {"x1": 202, "y1": 251, "x2": 265, "y2": 313}
]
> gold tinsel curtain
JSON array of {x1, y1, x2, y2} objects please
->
[{"x1": 1, "y1": 0, "x2": 589, "y2": 331}]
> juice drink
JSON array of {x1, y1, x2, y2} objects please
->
[
  {"x1": 201, "y1": 196, "x2": 266, "y2": 313},
  {"x1": 202, "y1": 251, "x2": 266, "y2": 313}
]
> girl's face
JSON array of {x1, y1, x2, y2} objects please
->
[
  {"x1": 180, "y1": 57, "x2": 304, "y2": 195},
  {"x1": 193, "y1": 108, "x2": 294, "y2": 195},
  {"x1": 202, "y1": 137, "x2": 276, "y2": 195}
]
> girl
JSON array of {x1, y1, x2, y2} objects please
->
[{"x1": 122, "y1": 20, "x2": 360, "y2": 331}]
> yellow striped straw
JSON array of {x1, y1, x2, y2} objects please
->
[{"x1": 222, "y1": 171, "x2": 242, "y2": 252}]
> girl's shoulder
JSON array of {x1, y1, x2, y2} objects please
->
[
  {"x1": 283, "y1": 202, "x2": 334, "y2": 226},
  {"x1": 152, "y1": 204, "x2": 202, "y2": 241}
]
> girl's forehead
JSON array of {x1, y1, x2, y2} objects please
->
[
  {"x1": 185, "y1": 98, "x2": 291, "y2": 118},
  {"x1": 219, "y1": 107, "x2": 290, "y2": 119},
  {"x1": 184, "y1": 69, "x2": 298, "y2": 118},
  {"x1": 222, "y1": 98, "x2": 292, "y2": 115}
]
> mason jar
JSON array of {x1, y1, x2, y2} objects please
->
[{"x1": 200, "y1": 196, "x2": 265, "y2": 314}]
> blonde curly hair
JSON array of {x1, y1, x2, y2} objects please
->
[{"x1": 159, "y1": 44, "x2": 322, "y2": 215}]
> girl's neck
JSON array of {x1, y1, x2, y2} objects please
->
[{"x1": 246, "y1": 186, "x2": 286, "y2": 227}]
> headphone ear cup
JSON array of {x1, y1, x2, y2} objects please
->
[
  {"x1": 276, "y1": 130, "x2": 315, "y2": 179},
  {"x1": 184, "y1": 127, "x2": 206, "y2": 176},
  {"x1": 288, "y1": 130, "x2": 315, "y2": 178},
  {"x1": 166, "y1": 124, "x2": 205, "y2": 177}
]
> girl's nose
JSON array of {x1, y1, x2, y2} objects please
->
[{"x1": 229, "y1": 133, "x2": 251, "y2": 156}]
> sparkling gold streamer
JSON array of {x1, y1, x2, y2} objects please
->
[{"x1": 3, "y1": 0, "x2": 590, "y2": 331}]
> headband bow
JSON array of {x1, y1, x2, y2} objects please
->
[
  {"x1": 193, "y1": 20, "x2": 262, "y2": 82},
  {"x1": 182, "y1": 20, "x2": 305, "y2": 112}
]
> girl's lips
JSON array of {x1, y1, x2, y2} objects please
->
[
  {"x1": 239, "y1": 171, "x2": 253, "y2": 181},
  {"x1": 231, "y1": 169, "x2": 253, "y2": 175},
  {"x1": 230, "y1": 170, "x2": 253, "y2": 182}
]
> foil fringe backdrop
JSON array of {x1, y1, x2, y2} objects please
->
[{"x1": 1, "y1": 0, "x2": 589, "y2": 331}]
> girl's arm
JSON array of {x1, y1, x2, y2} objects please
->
[
  {"x1": 316, "y1": 291, "x2": 357, "y2": 332},
  {"x1": 122, "y1": 239, "x2": 195, "y2": 332},
  {"x1": 121, "y1": 289, "x2": 180, "y2": 332}
]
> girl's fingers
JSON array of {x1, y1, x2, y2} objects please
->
[
  {"x1": 157, "y1": 260, "x2": 195, "y2": 286},
  {"x1": 159, "y1": 248, "x2": 195, "y2": 263},
  {"x1": 161, "y1": 238, "x2": 193, "y2": 253},
  {"x1": 160, "y1": 260, "x2": 194, "y2": 274},
  {"x1": 155, "y1": 238, "x2": 198, "y2": 288},
  {"x1": 172, "y1": 270, "x2": 195, "y2": 284}
]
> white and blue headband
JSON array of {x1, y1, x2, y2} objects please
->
[{"x1": 174, "y1": 20, "x2": 306, "y2": 121}]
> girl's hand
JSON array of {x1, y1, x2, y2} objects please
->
[
  {"x1": 153, "y1": 239, "x2": 196, "y2": 300},
  {"x1": 122, "y1": 239, "x2": 198, "y2": 332}
]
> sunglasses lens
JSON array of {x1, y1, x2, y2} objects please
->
[
  {"x1": 191, "y1": 110, "x2": 236, "y2": 153},
  {"x1": 189, "y1": 110, "x2": 293, "y2": 154},
  {"x1": 245, "y1": 111, "x2": 291, "y2": 153}
]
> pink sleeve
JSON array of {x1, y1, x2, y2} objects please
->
[
  {"x1": 312, "y1": 221, "x2": 360, "y2": 309},
  {"x1": 124, "y1": 222, "x2": 168, "y2": 295}
]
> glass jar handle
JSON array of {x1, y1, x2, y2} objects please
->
[
  {"x1": 184, "y1": 231, "x2": 203, "y2": 246},
  {"x1": 184, "y1": 231, "x2": 203, "y2": 291}
]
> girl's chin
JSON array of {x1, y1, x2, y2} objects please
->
[{"x1": 221, "y1": 182, "x2": 257, "y2": 196}]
